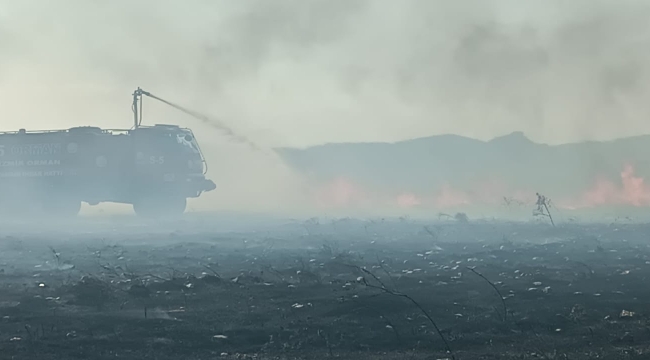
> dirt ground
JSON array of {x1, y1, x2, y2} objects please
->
[{"x1": 1, "y1": 215, "x2": 650, "y2": 359}]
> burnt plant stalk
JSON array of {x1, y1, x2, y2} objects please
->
[
  {"x1": 466, "y1": 266, "x2": 508, "y2": 322},
  {"x1": 355, "y1": 266, "x2": 455, "y2": 359}
]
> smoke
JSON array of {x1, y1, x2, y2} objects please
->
[{"x1": 2, "y1": 0, "x2": 650, "y2": 214}]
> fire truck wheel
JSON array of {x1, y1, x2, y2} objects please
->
[{"x1": 133, "y1": 196, "x2": 186, "y2": 218}]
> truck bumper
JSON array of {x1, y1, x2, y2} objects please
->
[
  {"x1": 202, "y1": 179, "x2": 216, "y2": 192},
  {"x1": 185, "y1": 176, "x2": 216, "y2": 197}
]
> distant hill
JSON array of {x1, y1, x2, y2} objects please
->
[{"x1": 275, "y1": 132, "x2": 650, "y2": 207}]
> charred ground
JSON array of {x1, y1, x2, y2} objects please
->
[{"x1": 0, "y1": 216, "x2": 649, "y2": 359}]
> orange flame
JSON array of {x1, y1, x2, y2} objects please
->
[
  {"x1": 569, "y1": 164, "x2": 650, "y2": 208},
  {"x1": 396, "y1": 193, "x2": 421, "y2": 208},
  {"x1": 312, "y1": 164, "x2": 650, "y2": 211},
  {"x1": 433, "y1": 184, "x2": 471, "y2": 208}
]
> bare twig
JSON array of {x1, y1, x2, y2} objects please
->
[
  {"x1": 354, "y1": 266, "x2": 455, "y2": 359},
  {"x1": 375, "y1": 254, "x2": 399, "y2": 291},
  {"x1": 202, "y1": 265, "x2": 222, "y2": 279},
  {"x1": 423, "y1": 226, "x2": 438, "y2": 241},
  {"x1": 466, "y1": 266, "x2": 508, "y2": 322},
  {"x1": 534, "y1": 193, "x2": 555, "y2": 227},
  {"x1": 262, "y1": 265, "x2": 286, "y2": 283},
  {"x1": 49, "y1": 246, "x2": 61, "y2": 267}
]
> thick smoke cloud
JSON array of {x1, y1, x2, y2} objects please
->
[{"x1": 1, "y1": 0, "x2": 649, "y2": 214}]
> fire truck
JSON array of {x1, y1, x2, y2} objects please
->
[{"x1": 0, "y1": 88, "x2": 216, "y2": 218}]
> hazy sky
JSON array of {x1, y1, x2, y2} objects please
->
[{"x1": 1, "y1": 0, "x2": 650, "y2": 149}]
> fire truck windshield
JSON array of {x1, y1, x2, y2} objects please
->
[{"x1": 176, "y1": 131, "x2": 201, "y2": 154}]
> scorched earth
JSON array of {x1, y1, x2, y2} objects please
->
[{"x1": 0, "y1": 214, "x2": 648, "y2": 360}]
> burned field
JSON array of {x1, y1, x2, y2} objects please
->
[{"x1": 1, "y1": 218, "x2": 650, "y2": 359}]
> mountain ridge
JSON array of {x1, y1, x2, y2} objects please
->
[
  {"x1": 275, "y1": 131, "x2": 650, "y2": 207},
  {"x1": 279, "y1": 131, "x2": 650, "y2": 150}
]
